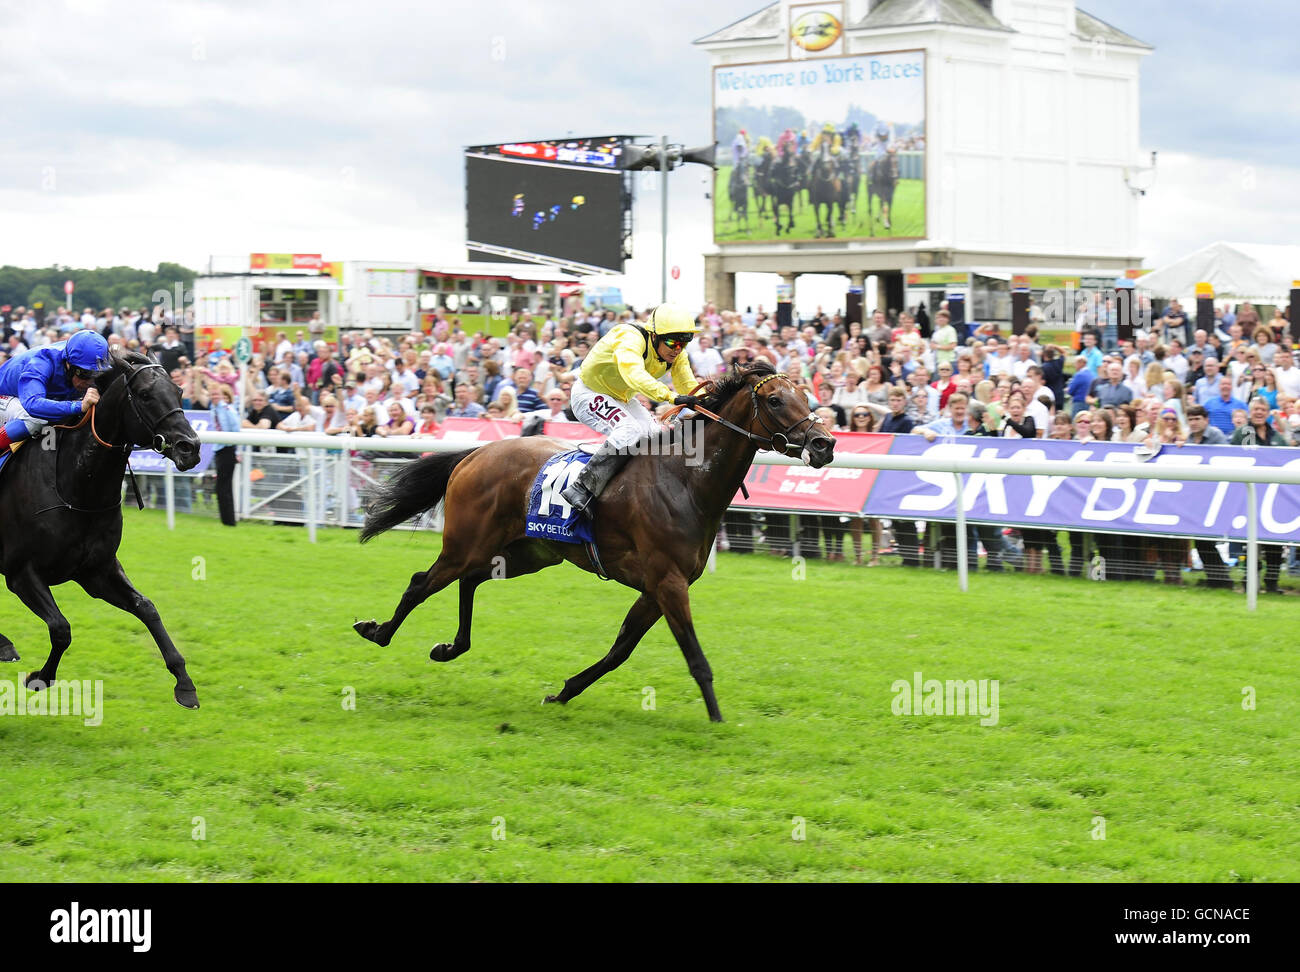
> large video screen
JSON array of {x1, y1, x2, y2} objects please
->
[
  {"x1": 465, "y1": 154, "x2": 626, "y2": 272},
  {"x1": 713, "y1": 49, "x2": 927, "y2": 244}
]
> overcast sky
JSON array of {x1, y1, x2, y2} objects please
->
[{"x1": 1, "y1": 0, "x2": 1295, "y2": 313}]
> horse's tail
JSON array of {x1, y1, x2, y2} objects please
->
[{"x1": 359, "y1": 448, "x2": 476, "y2": 543}]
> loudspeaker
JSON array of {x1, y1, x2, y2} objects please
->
[{"x1": 679, "y1": 144, "x2": 717, "y2": 169}]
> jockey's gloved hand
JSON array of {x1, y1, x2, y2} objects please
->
[{"x1": 673, "y1": 395, "x2": 701, "y2": 409}]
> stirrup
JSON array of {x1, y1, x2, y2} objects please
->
[{"x1": 561, "y1": 482, "x2": 594, "y2": 514}]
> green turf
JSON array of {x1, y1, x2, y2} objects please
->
[
  {"x1": 714, "y1": 164, "x2": 925, "y2": 243},
  {"x1": 0, "y1": 512, "x2": 1295, "y2": 882}
]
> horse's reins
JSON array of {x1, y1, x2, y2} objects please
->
[
  {"x1": 668, "y1": 373, "x2": 826, "y2": 457},
  {"x1": 43, "y1": 362, "x2": 184, "y2": 514}
]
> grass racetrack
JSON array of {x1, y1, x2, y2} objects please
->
[
  {"x1": 1, "y1": 512, "x2": 1296, "y2": 882},
  {"x1": 714, "y1": 164, "x2": 926, "y2": 243}
]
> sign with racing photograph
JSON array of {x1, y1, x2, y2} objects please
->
[{"x1": 713, "y1": 49, "x2": 926, "y2": 245}]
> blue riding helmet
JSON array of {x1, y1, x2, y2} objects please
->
[{"x1": 64, "y1": 331, "x2": 112, "y2": 376}]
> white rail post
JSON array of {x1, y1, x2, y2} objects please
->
[
  {"x1": 1247, "y1": 482, "x2": 1258, "y2": 611},
  {"x1": 304, "y1": 447, "x2": 317, "y2": 543},
  {"x1": 337, "y1": 448, "x2": 351, "y2": 526},
  {"x1": 240, "y1": 445, "x2": 252, "y2": 518},
  {"x1": 954, "y1": 472, "x2": 968, "y2": 593},
  {"x1": 164, "y1": 463, "x2": 175, "y2": 530}
]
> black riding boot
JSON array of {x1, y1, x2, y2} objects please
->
[{"x1": 560, "y1": 442, "x2": 631, "y2": 515}]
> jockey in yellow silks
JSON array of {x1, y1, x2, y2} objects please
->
[{"x1": 560, "y1": 303, "x2": 702, "y2": 514}]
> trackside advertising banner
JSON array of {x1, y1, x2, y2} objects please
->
[
  {"x1": 864, "y1": 436, "x2": 1300, "y2": 543},
  {"x1": 733, "y1": 431, "x2": 886, "y2": 514}
]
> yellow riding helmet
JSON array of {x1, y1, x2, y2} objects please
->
[{"x1": 646, "y1": 303, "x2": 701, "y2": 336}]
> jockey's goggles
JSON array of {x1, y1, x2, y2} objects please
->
[
  {"x1": 657, "y1": 334, "x2": 693, "y2": 351},
  {"x1": 71, "y1": 366, "x2": 103, "y2": 381}
]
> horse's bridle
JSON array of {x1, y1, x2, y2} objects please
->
[
  {"x1": 91, "y1": 362, "x2": 185, "y2": 456},
  {"x1": 685, "y1": 373, "x2": 826, "y2": 456}
]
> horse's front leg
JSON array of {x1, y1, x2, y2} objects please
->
[
  {"x1": 7, "y1": 566, "x2": 68, "y2": 690},
  {"x1": 652, "y1": 570, "x2": 723, "y2": 723},
  {"x1": 77, "y1": 561, "x2": 199, "y2": 709},
  {"x1": 544, "y1": 593, "x2": 661, "y2": 707},
  {"x1": 0, "y1": 629, "x2": 18, "y2": 663}
]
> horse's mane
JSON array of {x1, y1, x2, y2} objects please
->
[
  {"x1": 694, "y1": 360, "x2": 776, "y2": 415},
  {"x1": 96, "y1": 349, "x2": 158, "y2": 390},
  {"x1": 113, "y1": 349, "x2": 154, "y2": 368}
]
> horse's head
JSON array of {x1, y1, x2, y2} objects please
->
[
  {"x1": 100, "y1": 351, "x2": 201, "y2": 471},
  {"x1": 698, "y1": 362, "x2": 835, "y2": 468}
]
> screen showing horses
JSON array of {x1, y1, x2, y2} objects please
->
[
  {"x1": 465, "y1": 150, "x2": 626, "y2": 272},
  {"x1": 713, "y1": 49, "x2": 926, "y2": 244}
]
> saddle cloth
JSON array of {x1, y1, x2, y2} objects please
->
[{"x1": 525, "y1": 450, "x2": 595, "y2": 544}]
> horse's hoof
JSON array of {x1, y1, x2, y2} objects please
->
[
  {"x1": 0, "y1": 643, "x2": 18, "y2": 663},
  {"x1": 174, "y1": 687, "x2": 200, "y2": 710},
  {"x1": 430, "y1": 642, "x2": 457, "y2": 662},
  {"x1": 353, "y1": 619, "x2": 387, "y2": 646},
  {"x1": 543, "y1": 694, "x2": 565, "y2": 705},
  {"x1": 710, "y1": 714, "x2": 726, "y2": 723},
  {"x1": 24, "y1": 673, "x2": 47, "y2": 692}
]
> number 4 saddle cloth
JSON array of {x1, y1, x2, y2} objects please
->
[{"x1": 526, "y1": 450, "x2": 596, "y2": 544}]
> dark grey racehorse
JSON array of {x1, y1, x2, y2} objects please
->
[
  {"x1": 808, "y1": 144, "x2": 842, "y2": 238},
  {"x1": 753, "y1": 149, "x2": 774, "y2": 219},
  {"x1": 0, "y1": 351, "x2": 203, "y2": 708},
  {"x1": 867, "y1": 149, "x2": 900, "y2": 233},
  {"x1": 837, "y1": 142, "x2": 861, "y2": 227},
  {"x1": 770, "y1": 144, "x2": 800, "y2": 236}
]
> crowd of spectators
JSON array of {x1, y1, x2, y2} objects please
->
[{"x1": 3, "y1": 296, "x2": 1293, "y2": 587}]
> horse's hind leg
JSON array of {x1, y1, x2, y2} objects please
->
[
  {"x1": 430, "y1": 541, "x2": 562, "y2": 662},
  {"x1": 353, "y1": 553, "x2": 467, "y2": 648},
  {"x1": 7, "y1": 567, "x2": 70, "y2": 691},
  {"x1": 544, "y1": 593, "x2": 661, "y2": 707},
  {"x1": 77, "y1": 561, "x2": 199, "y2": 709}
]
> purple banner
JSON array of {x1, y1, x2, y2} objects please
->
[
  {"x1": 128, "y1": 409, "x2": 215, "y2": 476},
  {"x1": 866, "y1": 436, "x2": 1300, "y2": 543}
]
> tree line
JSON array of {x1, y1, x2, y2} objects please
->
[{"x1": 0, "y1": 263, "x2": 196, "y2": 315}]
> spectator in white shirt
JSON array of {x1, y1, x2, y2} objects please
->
[
  {"x1": 1273, "y1": 347, "x2": 1300, "y2": 400},
  {"x1": 273, "y1": 331, "x2": 294, "y2": 365},
  {"x1": 277, "y1": 396, "x2": 324, "y2": 432},
  {"x1": 687, "y1": 332, "x2": 726, "y2": 378}
]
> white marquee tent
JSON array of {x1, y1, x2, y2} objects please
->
[{"x1": 1136, "y1": 241, "x2": 1300, "y2": 301}]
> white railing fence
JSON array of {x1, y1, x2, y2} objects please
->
[{"x1": 130, "y1": 430, "x2": 1300, "y2": 611}]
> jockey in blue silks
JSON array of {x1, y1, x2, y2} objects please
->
[{"x1": 0, "y1": 330, "x2": 112, "y2": 466}]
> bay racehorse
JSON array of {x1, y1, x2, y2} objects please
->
[
  {"x1": 354, "y1": 361, "x2": 835, "y2": 722},
  {"x1": 0, "y1": 350, "x2": 202, "y2": 708},
  {"x1": 728, "y1": 161, "x2": 751, "y2": 230}
]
